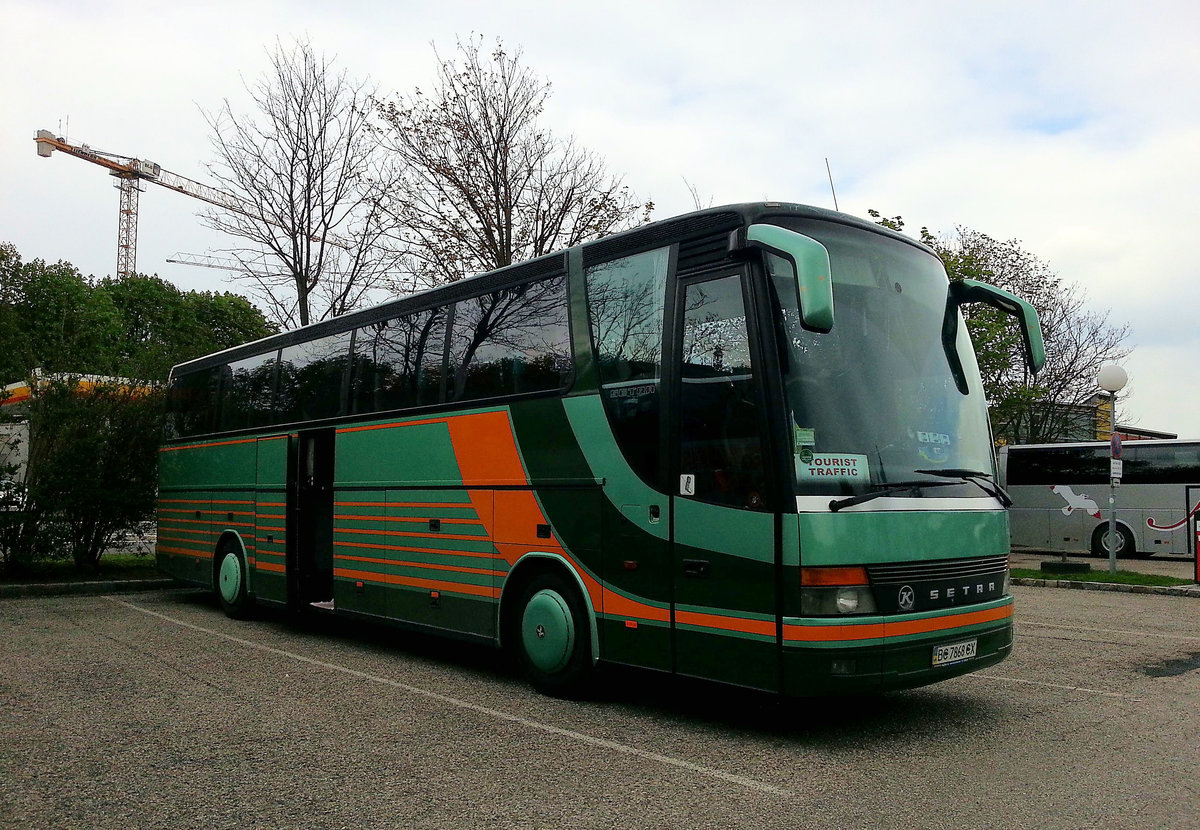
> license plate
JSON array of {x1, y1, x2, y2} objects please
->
[{"x1": 932, "y1": 638, "x2": 977, "y2": 667}]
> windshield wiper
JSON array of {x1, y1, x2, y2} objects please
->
[
  {"x1": 829, "y1": 479, "x2": 958, "y2": 512},
  {"x1": 914, "y1": 468, "x2": 1013, "y2": 507}
]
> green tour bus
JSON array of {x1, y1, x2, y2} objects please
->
[{"x1": 157, "y1": 202, "x2": 1045, "y2": 696}]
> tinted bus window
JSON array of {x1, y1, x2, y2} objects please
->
[
  {"x1": 448, "y1": 276, "x2": 571, "y2": 402},
  {"x1": 351, "y1": 308, "x2": 448, "y2": 414},
  {"x1": 1005, "y1": 446, "x2": 1108, "y2": 485},
  {"x1": 219, "y1": 352, "x2": 278, "y2": 432},
  {"x1": 277, "y1": 332, "x2": 352, "y2": 423},
  {"x1": 585, "y1": 248, "x2": 670, "y2": 485},
  {"x1": 1123, "y1": 444, "x2": 1200, "y2": 484},
  {"x1": 166, "y1": 368, "x2": 221, "y2": 438}
]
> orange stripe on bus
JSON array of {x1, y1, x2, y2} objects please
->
[
  {"x1": 255, "y1": 561, "x2": 286, "y2": 573},
  {"x1": 156, "y1": 545, "x2": 210, "y2": 558},
  {"x1": 337, "y1": 416, "x2": 450, "y2": 434},
  {"x1": 335, "y1": 526, "x2": 489, "y2": 543},
  {"x1": 783, "y1": 604, "x2": 1013, "y2": 643},
  {"x1": 333, "y1": 501, "x2": 476, "y2": 510},
  {"x1": 333, "y1": 553, "x2": 495, "y2": 577},
  {"x1": 333, "y1": 567, "x2": 493, "y2": 598},
  {"x1": 332, "y1": 539, "x2": 500, "y2": 559},
  {"x1": 675, "y1": 609, "x2": 776, "y2": 637},
  {"x1": 160, "y1": 437, "x2": 261, "y2": 453},
  {"x1": 332, "y1": 513, "x2": 478, "y2": 525}
]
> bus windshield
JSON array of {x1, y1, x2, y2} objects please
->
[{"x1": 768, "y1": 218, "x2": 994, "y2": 498}]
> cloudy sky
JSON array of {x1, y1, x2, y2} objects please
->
[{"x1": 3, "y1": 0, "x2": 1198, "y2": 436}]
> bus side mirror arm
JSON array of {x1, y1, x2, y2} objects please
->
[
  {"x1": 942, "y1": 278, "x2": 1047, "y2": 395},
  {"x1": 731, "y1": 225, "x2": 835, "y2": 333}
]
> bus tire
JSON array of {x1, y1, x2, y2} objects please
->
[
  {"x1": 1090, "y1": 523, "x2": 1135, "y2": 559},
  {"x1": 510, "y1": 570, "x2": 593, "y2": 697},
  {"x1": 215, "y1": 540, "x2": 253, "y2": 619}
]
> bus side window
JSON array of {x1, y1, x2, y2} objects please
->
[
  {"x1": 447, "y1": 275, "x2": 571, "y2": 403},
  {"x1": 219, "y1": 352, "x2": 277, "y2": 432},
  {"x1": 166, "y1": 367, "x2": 222, "y2": 438},
  {"x1": 350, "y1": 309, "x2": 448, "y2": 415},
  {"x1": 278, "y1": 332, "x2": 352, "y2": 423},
  {"x1": 585, "y1": 248, "x2": 670, "y2": 486}
]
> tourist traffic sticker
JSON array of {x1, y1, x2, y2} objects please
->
[{"x1": 796, "y1": 452, "x2": 871, "y2": 482}]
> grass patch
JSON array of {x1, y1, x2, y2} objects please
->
[
  {"x1": 0, "y1": 553, "x2": 162, "y2": 585},
  {"x1": 1011, "y1": 567, "x2": 1195, "y2": 587}
]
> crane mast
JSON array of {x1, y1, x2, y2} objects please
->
[{"x1": 34, "y1": 129, "x2": 253, "y2": 279}]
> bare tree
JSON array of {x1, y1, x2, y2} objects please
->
[
  {"x1": 203, "y1": 38, "x2": 400, "y2": 328},
  {"x1": 371, "y1": 36, "x2": 653, "y2": 289}
]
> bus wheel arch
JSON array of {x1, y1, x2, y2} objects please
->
[
  {"x1": 213, "y1": 532, "x2": 254, "y2": 619},
  {"x1": 499, "y1": 554, "x2": 598, "y2": 695},
  {"x1": 1090, "y1": 521, "x2": 1138, "y2": 559}
]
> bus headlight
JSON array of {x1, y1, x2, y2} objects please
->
[{"x1": 800, "y1": 567, "x2": 878, "y2": 615}]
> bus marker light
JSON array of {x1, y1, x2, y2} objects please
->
[
  {"x1": 800, "y1": 566, "x2": 869, "y2": 586},
  {"x1": 622, "y1": 560, "x2": 638, "y2": 570},
  {"x1": 625, "y1": 620, "x2": 638, "y2": 629}
]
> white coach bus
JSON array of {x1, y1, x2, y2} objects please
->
[{"x1": 998, "y1": 440, "x2": 1200, "y2": 559}]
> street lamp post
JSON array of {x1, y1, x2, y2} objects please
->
[{"x1": 1098, "y1": 364, "x2": 1129, "y2": 573}]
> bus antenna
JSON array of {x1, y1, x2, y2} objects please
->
[{"x1": 825, "y1": 157, "x2": 840, "y2": 211}]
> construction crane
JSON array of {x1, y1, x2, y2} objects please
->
[{"x1": 34, "y1": 129, "x2": 254, "y2": 279}]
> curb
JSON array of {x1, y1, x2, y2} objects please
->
[
  {"x1": 1012, "y1": 577, "x2": 1200, "y2": 599},
  {"x1": 0, "y1": 578, "x2": 180, "y2": 599}
]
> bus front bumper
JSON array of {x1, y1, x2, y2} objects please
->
[{"x1": 780, "y1": 597, "x2": 1014, "y2": 696}]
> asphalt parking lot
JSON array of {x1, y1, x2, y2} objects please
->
[{"x1": 2, "y1": 586, "x2": 1198, "y2": 829}]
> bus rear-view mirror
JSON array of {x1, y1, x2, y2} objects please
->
[
  {"x1": 744, "y1": 224, "x2": 834, "y2": 333},
  {"x1": 942, "y1": 278, "x2": 1047, "y2": 394}
]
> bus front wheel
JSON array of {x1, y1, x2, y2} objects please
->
[
  {"x1": 1091, "y1": 524, "x2": 1136, "y2": 559},
  {"x1": 511, "y1": 571, "x2": 593, "y2": 697}
]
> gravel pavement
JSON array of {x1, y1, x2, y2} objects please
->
[{"x1": 2, "y1": 587, "x2": 1198, "y2": 829}]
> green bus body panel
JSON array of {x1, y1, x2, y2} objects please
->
[
  {"x1": 673, "y1": 498, "x2": 777, "y2": 690},
  {"x1": 157, "y1": 437, "x2": 265, "y2": 589},
  {"x1": 796, "y1": 509, "x2": 1009, "y2": 566},
  {"x1": 336, "y1": 420, "x2": 463, "y2": 487}
]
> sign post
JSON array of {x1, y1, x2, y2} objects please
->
[
  {"x1": 1097, "y1": 365, "x2": 1128, "y2": 574},
  {"x1": 1108, "y1": 454, "x2": 1122, "y2": 574}
]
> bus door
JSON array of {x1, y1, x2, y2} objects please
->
[
  {"x1": 288, "y1": 428, "x2": 335, "y2": 607},
  {"x1": 668, "y1": 268, "x2": 780, "y2": 691}
]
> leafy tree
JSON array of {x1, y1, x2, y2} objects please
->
[
  {"x1": 0, "y1": 243, "x2": 275, "y2": 384},
  {"x1": 203, "y1": 38, "x2": 400, "y2": 328},
  {"x1": 373, "y1": 36, "x2": 652, "y2": 290},
  {"x1": 868, "y1": 211, "x2": 1130, "y2": 443},
  {"x1": 0, "y1": 246, "x2": 121, "y2": 381},
  {"x1": 97, "y1": 274, "x2": 276, "y2": 380},
  {"x1": 10, "y1": 380, "x2": 163, "y2": 572}
]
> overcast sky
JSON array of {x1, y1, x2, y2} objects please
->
[{"x1": 3, "y1": 0, "x2": 1198, "y2": 436}]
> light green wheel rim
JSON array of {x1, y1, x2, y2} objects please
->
[
  {"x1": 218, "y1": 551, "x2": 242, "y2": 604},
  {"x1": 521, "y1": 589, "x2": 575, "y2": 674}
]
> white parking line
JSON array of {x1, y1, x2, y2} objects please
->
[
  {"x1": 1019, "y1": 620, "x2": 1200, "y2": 643},
  {"x1": 108, "y1": 597, "x2": 791, "y2": 797},
  {"x1": 964, "y1": 671, "x2": 1143, "y2": 701}
]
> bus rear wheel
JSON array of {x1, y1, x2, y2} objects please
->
[
  {"x1": 511, "y1": 571, "x2": 593, "y2": 697},
  {"x1": 1091, "y1": 524, "x2": 1136, "y2": 559},
  {"x1": 215, "y1": 541, "x2": 253, "y2": 619}
]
